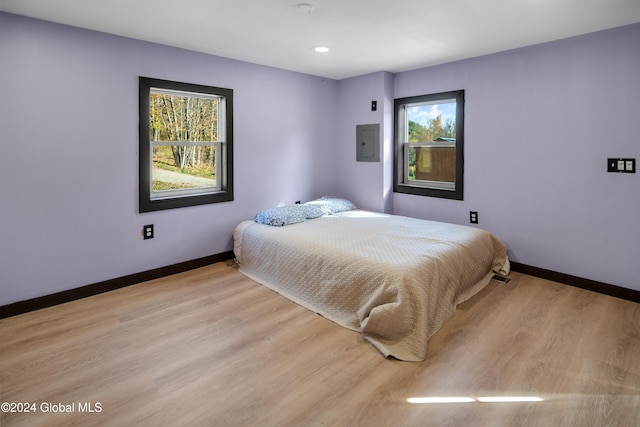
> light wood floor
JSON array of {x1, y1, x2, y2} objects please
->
[{"x1": 1, "y1": 262, "x2": 639, "y2": 427}]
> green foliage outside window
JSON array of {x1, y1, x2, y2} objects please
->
[
  {"x1": 149, "y1": 92, "x2": 219, "y2": 191},
  {"x1": 407, "y1": 116, "x2": 456, "y2": 180}
]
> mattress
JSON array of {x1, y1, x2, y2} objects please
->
[{"x1": 233, "y1": 209, "x2": 508, "y2": 361}]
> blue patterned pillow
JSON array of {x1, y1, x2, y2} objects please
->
[
  {"x1": 304, "y1": 197, "x2": 356, "y2": 215},
  {"x1": 254, "y1": 205, "x2": 325, "y2": 227}
]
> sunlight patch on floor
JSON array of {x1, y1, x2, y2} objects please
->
[{"x1": 408, "y1": 396, "x2": 544, "y2": 404}]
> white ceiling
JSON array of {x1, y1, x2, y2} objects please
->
[{"x1": 3, "y1": 0, "x2": 640, "y2": 80}]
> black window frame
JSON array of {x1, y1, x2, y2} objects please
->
[
  {"x1": 393, "y1": 90, "x2": 465, "y2": 201},
  {"x1": 139, "y1": 77, "x2": 233, "y2": 213}
]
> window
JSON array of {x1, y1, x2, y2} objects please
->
[
  {"x1": 139, "y1": 77, "x2": 233, "y2": 212},
  {"x1": 394, "y1": 90, "x2": 464, "y2": 200}
]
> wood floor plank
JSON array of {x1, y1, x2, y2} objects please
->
[{"x1": 1, "y1": 264, "x2": 639, "y2": 426}]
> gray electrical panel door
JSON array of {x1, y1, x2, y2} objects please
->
[{"x1": 356, "y1": 124, "x2": 380, "y2": 162}]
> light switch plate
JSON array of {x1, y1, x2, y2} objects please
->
[{"x1": 608, "y1": 158, "x2": 635, "y2": 173}]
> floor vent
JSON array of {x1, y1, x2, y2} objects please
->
[{"x1": 491, "y1": 274, "x2": 511, "y2": 284}]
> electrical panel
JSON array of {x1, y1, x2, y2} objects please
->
[{"x1": 356, "y1": 124, "x2": 380, "y2": 162}]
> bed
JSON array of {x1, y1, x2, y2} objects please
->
[{"x1": 233, "y1": 198, "x2": 509, "y2": 362}]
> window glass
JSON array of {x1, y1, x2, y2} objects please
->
[
  {"x1": 394, "y1": 90, "x2": 464, "y2": 200},
  {"x1": 139, "y1": 78, "x2": 233, "y2": 212}
]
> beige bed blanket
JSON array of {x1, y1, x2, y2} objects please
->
[{"x1": 233, "y1": 210, "x2": 508, "y2": 361}]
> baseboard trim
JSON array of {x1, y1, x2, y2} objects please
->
[
  {"x1": 0, "y1": 251, "x2": 235, "y2": 319},
  {"x1": 4, "y1": 255, "x2": 636, "y2": 319},
  {"x1": 510, "y1": 262, "x2": 640, "y2": 303}
]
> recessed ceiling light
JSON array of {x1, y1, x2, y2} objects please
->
[{"x1": 314, "y1": 46, "x2": 330, "y2": 53}]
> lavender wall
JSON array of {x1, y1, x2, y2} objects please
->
[
  {"x1": 334, "y1": 72, "x2": 393, "y2": 213},
  {"x1": 0, "y1": 13, "x2": 338, "y2": 306},
  {"x1": 338, "y1": 24, "x2": 640, "y2": 290},
  {"x1": 1, "y1": 12, "x2": 638, "y2": 307}
]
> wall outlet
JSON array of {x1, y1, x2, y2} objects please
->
[
  {"x1": 143, "y1": 224, "x2": 154, "y2": 239},
  {"x1": 470, "y1": 211, "x2": 478, "y2": 224}
]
